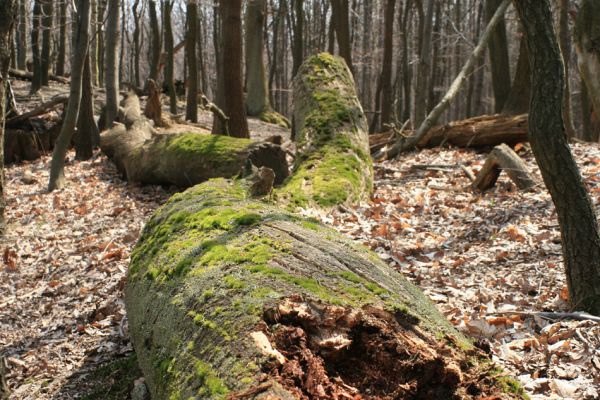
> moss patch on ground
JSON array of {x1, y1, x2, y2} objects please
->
[{"x1": 259, "y1": 109, "x2": 291, "y2": 128}]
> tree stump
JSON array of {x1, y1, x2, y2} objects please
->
[{"x1": 473, "y1": 143, "x2": 538, "y2": 191}]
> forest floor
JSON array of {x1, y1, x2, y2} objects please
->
[{"x1": 1, "y1": 128, "x2": 599, "y2": 398}]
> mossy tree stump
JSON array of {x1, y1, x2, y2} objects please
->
[{"x1": 125, "y1": 54, "x2": 525, "y2": 399}]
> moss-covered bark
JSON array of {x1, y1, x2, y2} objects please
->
[
  {"x1": 100, "y1": 93, "x2": 289, "y2": 188},
  {"x1": 277, "y1": 53, "x2": 373, "y2": 208},
  {"x1": 125, "y1": 53, "x2": 524, "y2": 399},
  {"x1": 127, "y1": 179, "x2": 523, "y2": 399}
]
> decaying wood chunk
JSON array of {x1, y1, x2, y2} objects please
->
[{"x1": 473, "y1": 143, "x2": 538, "y2": 191}]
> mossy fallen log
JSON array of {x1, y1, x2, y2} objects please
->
[
  {"x1": 126, "y1": 179, "x2": 523, "y2": 399},
  {"x1": 277, "y1": 53, "x2": 373, "y2": 208},
  {"x1": 125, "y1": 54, "x2": 525, "y2": 399},
  {"x1": 100, "y1": 93, "x2": 289, "y2": 187}
]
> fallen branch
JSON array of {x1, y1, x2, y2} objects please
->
[
  {"x1": 491, "y1": 311, "x2": 600, "y2": 323},
  {"x1": 5, "y1": 95, "x2": 69, "y2": 128},
  {"x1": 200, "y1": 94, "x2": 229, "y2": 136},
  {"x1": 377, "y1": 0, "x2": 512, "y2": 159},
  {"x1": 8, "y1": 68, "x2": 69, "y2": 85},
  {"x1": 370, "y1": 114, "x2": 529, "y2": 152}
]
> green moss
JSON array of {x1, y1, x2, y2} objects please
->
[
  {"x1": 491, "y1": 369, "x2": 529, "y2": 398},
  {"x1": 259, "y1": 109, "x2": 291, "y2": 128},
  {"x1": 224, "y1": 275, "x2": 246, "y2": 289},
  {"x1": 166, "y1": 133, "x2": 252, "y2": 163},
  {"x1": 194, "y1": 361, "x2": 229, "y2": 398}
]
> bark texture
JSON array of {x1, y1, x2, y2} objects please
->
[
  {"x1": 278, "y1": 53, "x2": 372, "y2": 208},
  {"x1": 575, "y1": 0, "x2": 600, "y2": 119},
  {"x1": 0, "y1": 0, "x2": 18, "y2": 230},
  {"x1": 101, "y1": 93, "x2": 288, "y2": 188},
  {"x1": 245, "y1": 0, "x2": 269, "y2": 117},
  {"x1": 514, "y1": 0, "x2": 600, "y2": 315},
  {"x1": 104, "y1": 0, "x2": 120, "y2": 128},
  {"x1": 126, "y1": 178, "x2": 521, "y2": 400}
]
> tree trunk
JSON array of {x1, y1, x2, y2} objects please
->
[
  {"x1": 101, "y1": 92, "x2": 288, "y2": 187},
  {"x1": 291, "y1": 0, "x2": 304, "y2": 77},
  {"x1": 0, "y1": 0, "x2": 18, "y2": 231},
  {"x1": 575, "y1": 0, "x2": 600, "y2": 122},
  {"x1": 214, "y1": 0, "x2": 248, "y2": 138},
  {"x1": 125, "y1": 52, "x2": 523, "y2": 400},
  {"x1": 514, "y1": 0, "x2": 600, "y2": 315},
  {"x1": 132, "y1": 0, "x2": 141, "y2": 88},
  {"x1": 55, "y1": 0, "x2": 67, "y2": 77},
  {"x1": 557, "y1": 0, "x2": 575, "y2": 138},
  {"x1": 15, "y1": 0, "x2": 26, "y2": 71},
  {"x1": 378, "y1": 0, "x2": 396, "y2": 131},
  {"x1": 163, "y1": 1, "x2": 177, "y2": 114},
  {"x1": 501, "y1": 37, "x2": 531, "y2": 115},
  {"x1": 40, "y1": 0, "x2": 52, "y2": 86},
  {"x1": 330, "y1": 0, "x2": 353, "y2": 73},
  {"x1": 245, "y1": 0, "x2": 270, "y2": 117},
  {"x1": 147, "y1": 0, "x2": 161, "y2": 85},
  {"x1": 485, "y1": 0, "x2": 511, "y2": 112},
  {"x1": 30, "y1": 1, "x2": 42, "y2": 93},
  {"x1": 104, "y1": 0, "x2": 120, "y2": 128},
  {"x1": 414, "y1": 0, "x2": 434, "y2": 127},
  {"x1": 75, "y1": 51, "x2": 98, "y2": 160},
  {"x1": 185, "y1": 0, "x2": 198, "y2": 123},
  {"x1": 47, "y1": 0, "x2": 90, "y2": 191}
]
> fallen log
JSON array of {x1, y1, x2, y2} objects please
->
[
  {"x1": 277, "y1": 52, "x2": 373, "y2": 208},
  {"x1": 8, "y1": 68, "x2": 70, "y2": 85},
  {"x1": 370, "y1": 113, "x2": 529, "y2": 152},
  {"x1": 100, "y1": 92, "x2": 289, "y2": 187},
  {"x1": 125, "y1": 53, "x2": 524, "y2": 400},
  {"x1": 473, "y1": 144, "x2": 538, "y2": 191},
  {"x1": 5, "y1": 95, "x2": 68, "y2": 129}
]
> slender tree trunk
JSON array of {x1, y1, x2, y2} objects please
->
[
  {"x1": 16, "y1": 0, "x2": 26, "y2": 70},
  {"x1": 378, "y1": 0, "x2": 396, "y2": 131},
  {"x1": 414, "y1": 0, "x2": 434, "y2": 127},
  {"x1": 291, "y1": 0, "x2": 304, "y2": 77},
  {"x1": 575, "y1": 0, "x2": 600, "y2": 126},
  {"x1": 40, "y1": 0, "x2": 52, "y2": 86},
  {"x1": 48, "y1": 0, "x2": 91, "y2": 191},
  {"x1": 97, "y1": 0, "x2": 106, "y2": 86},
  {"x1": 0, "y1": 0, "x2": 18, "y2": 231},
  {"x1": 104, "y1": 0, "x2": 120, "y2": 128},
  {"x1": 30, "y1": 1, "x2": 42, "y2": 93},
  {"x1": 557, "y1": 0, "x2": 575, "y2": 138},
  {"x1": 401, "y1": 0, "x2": 412, "y2": 122},
  {"x1": 245, "y1": 0, "x2": 270, "y2": 116},
  {"x1": 185, "y1": 0, "x2": 198, "y2": 123},
  {"x1": 163, "y1": 0, "x2": 177, "y2": 114},
  {"x1": 581, "y1": 78, "x2": 600, "y2": 142},
  {"x1": 214, "y1": 0, "x2": 248, "y2": 137},
  {"x1": 132, "y1": 0, "x2": 141, "y2": 87},
  {"x1": 76, "y1": 51, "x2": 98, "y2": 159},
  {"x1": 501, "y1": 36, "x2": 531, "y2": 115},
  {"x1": 55, "y1": 0, "x2": 67, "y2": 76},
  {"x1": 485, "y1": 0, "x2": 511, "y2": 112},
  {"x1": 514, "y1": 0, "x2": 600, "y2": 315},
  {"x1": 148, "y1": 0, "x2": 161, "y2": 84},
  {"x1": 330, "y1": 0, "x2": 353, "y2": 72},
  {"x1": 360, "y1": 0, "x2": 372, "y2": 111}
]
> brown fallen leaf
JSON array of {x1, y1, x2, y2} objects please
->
[{"x1": 3, "y1": 247, "x2": 18, "y2": 272}]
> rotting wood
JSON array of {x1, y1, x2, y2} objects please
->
[
  {"x1": 101, "y1": 92, "x2": 288, "y2": 187},
  {"x1": 473, "y1": 143, "x2": 538, "y2": 191},
  {"x1": 125, "y1": 53, "x2": 525, "y2": 400},
  {"x1": 8, "y1": 68, "x2": 69, "y2": 85},
  {"x1": 370, "y1": 113, "x2": 529, "y2": 152},
  {"x1": 5, "y1": 95, "x2": 68, "y2": 128}
]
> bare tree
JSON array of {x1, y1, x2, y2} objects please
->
[
  {"x1": 104, "y1": 0, "x2": 120, "y2": 128},
  {"x1": 185, "y1": 0, "x2": 198, "y2": 122},
  {"x1": 514, "y1": 0, "x2": 600, "y2": 315},
  {"x1": 245, "y1": 0, "x2": 270, "y2": 116},
  {"x1": 48, "y1": 0, "x2": 91, "y2": 191}
]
